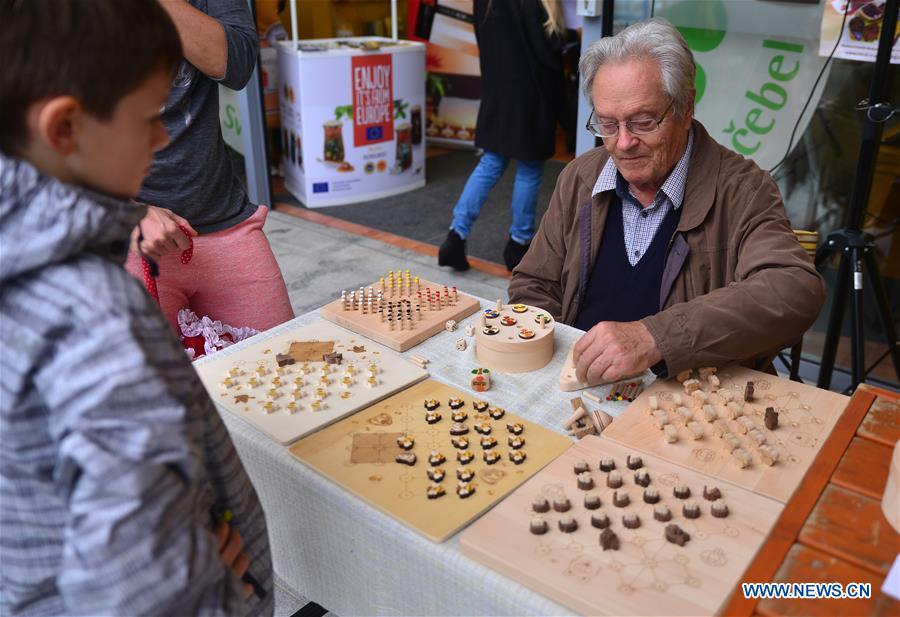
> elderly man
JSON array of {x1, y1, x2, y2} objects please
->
[{"x1": 508, "y1": 18, "x2": 824, "y2": 384}]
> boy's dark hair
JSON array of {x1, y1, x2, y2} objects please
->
[{"x1": 0, "y1": 0, "x2": 183, "y2": 155}]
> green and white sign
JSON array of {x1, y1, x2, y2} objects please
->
[{"x1": 656, "y1": 0, "x2": 830, "y2": 170}]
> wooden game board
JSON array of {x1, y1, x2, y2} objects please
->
[
  {"x1": 319, "y1": 272, "x2": 481, "y2": 351},
  {"x1": 602, "y1": 367, "x2": 850, "y2": 503},
  {"x1": 195, "y1": 319, "x2": 428, "y2": 445},
  {"x1": 460, "y1": 435, "x2": 784, "y2": 616},
  {"x1": 289, "y1": 379, "x2": 571, "y2": 541}
]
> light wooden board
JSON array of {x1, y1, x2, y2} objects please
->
[
  {"x1": 320, "y1": 274, "x2": 481, "y2": 351},
  {"x1": 602, "y1": 367, "x2": 850, "y2": 503},
  {"x1": 460, "y1": 435, "x2": 784, "y2": 616},
  {"x1": 289, "y1": 379, "x2": 572, "y2": 542},
  {"x1": 195, "y1": 319, "x2": 428, "y2": 445},
  {"x1": 559, "y1": 347, "x2": 621, "y2": 391}
]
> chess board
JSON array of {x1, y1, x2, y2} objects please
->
[
  {"x1": 319, "y1": 271, "x2": 481, "y2": 351},
  {"x1": 460, "y1": 435, "x2": 784, "y2": 616},
  {"x1": 289, "y1": 379, "x2": 571, "y2": 541},
  {"x1": 195, "y1": 319, "x2": 428, "y2": 445},
  {"x1": 602, "y1": 367, "x2": 850, "y2": 503}
]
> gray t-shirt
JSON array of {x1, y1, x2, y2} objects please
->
[{"x1": 138, "y1": 0, "x2": 259, "y2": 234}]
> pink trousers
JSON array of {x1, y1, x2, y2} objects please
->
[{"x1": 127, "y1": 205, "x2": 295, "y2": 332}]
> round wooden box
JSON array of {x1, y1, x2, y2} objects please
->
[{"x1": 475, "y1": 303, "x2": 555, "y2": 373}]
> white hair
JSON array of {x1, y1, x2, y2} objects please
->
[{"x1": 579, "y1": 18, "x2": 696, "y2": 118}]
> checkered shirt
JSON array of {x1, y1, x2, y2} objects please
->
[{"x1": 592, "y1": 130, "x2": 694, "y2": 266}]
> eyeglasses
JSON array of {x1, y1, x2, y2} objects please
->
[{"x1": 585, "y1": 100, "x2": 675, "y2": 138}]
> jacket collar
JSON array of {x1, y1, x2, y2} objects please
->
[{"x1": 578, "y1": 119, "x2": 720, "y2": 233}]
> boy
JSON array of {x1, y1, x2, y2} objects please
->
[{"x1": 0, "y1": 1, "x2": 272, "y2": 614}]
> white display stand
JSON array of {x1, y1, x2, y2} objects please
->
[{"x1": 276, "y1": 36, "x2": 426, "y2": 207}]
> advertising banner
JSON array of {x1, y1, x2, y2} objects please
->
[
  {"x1": 819, "y1": 0, "x2": 900, "y2": 63},
  {"x1": 277, "y1": 38, "x2": 426, "y2": 207},
  {"x1": 656, "y1": 0, "x2": 830, "y2": 170},
  {"x1": 408, "y1": 0, "x2": 481, "y2": 147}
]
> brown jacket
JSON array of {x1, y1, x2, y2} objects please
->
[{"x1": 508, "y1": 120, "x2": 825, "y2": 374}]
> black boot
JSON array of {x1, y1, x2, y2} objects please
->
[
  {"x1": 503, "y1": 236, "x2": 529, "y2": 271},
  {"x1": 438, "y1": 229, "x2": 470, "y2": 271}
]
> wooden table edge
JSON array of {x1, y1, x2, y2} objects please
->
[{"x1": 720, "y1": 387, "x2": 878, "y2": 616}]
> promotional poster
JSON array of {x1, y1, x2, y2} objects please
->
[{"x1": 277, "y1": 38, "x2": 426, "y2": 207}]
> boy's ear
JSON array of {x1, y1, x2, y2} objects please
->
[{"x1": 33, "y1": 96, "x2": 82, "y2": 156}]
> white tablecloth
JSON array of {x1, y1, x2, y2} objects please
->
[{"x1": 199, "y1": 301, "x2": 648, "y2": 616}]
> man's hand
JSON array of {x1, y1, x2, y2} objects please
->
[
  {"x1": 214, "y1": 521, "x2": 253, "y2": 599},
  {"x1": 573, "y1": 321, "x2": 663, "y2": 384},
  {"x1": 135, "y1": 205, "x2": 196, "y2": 262}
]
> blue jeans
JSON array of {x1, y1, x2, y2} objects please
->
[{"x1": 449, "y1": 151, "x2": 544, "y2": 246}]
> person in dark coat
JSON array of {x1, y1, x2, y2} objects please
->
[{"x1": 439, "y1": 0, "x2": 565, "y2": 272}]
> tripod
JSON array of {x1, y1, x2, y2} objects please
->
[{"x1": 816, "y1": 0, "x2": 900, "y2": 393}]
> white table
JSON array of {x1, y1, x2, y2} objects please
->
[{"x1": 199, "y1": 302, "x2": 647, "y2": 616}]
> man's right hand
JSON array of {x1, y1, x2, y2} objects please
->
[
  {"x1": 214, "y1": 520, "x2": 253, "y2": 599},
  {"x1": 136, "y1": 205, "x2": 197, "y2": 262}
]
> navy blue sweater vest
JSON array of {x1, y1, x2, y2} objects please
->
[{"x1": 574, "y1": 195, "x2": 681, "y2": 330}]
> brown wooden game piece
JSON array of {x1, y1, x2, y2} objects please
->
[
  {"x1": 552, "y1": 497, "x2": 571, "y2": 512},
  {"x1": 643, "y1": 488, "x2": 660, "y2": 504},
  {"x1": 480, "y1": 436, "x2": 498, "y2": 449},
  {"x1": 577, "y1": 472, "x2": 594, "y2": 490},
  {"x1": 584, "y1": 493, "x2": 601, "y2": 510},
  {"x1": 507, "y1": 422, "x2": 524, "y2": 435},
  {"x1": 744, "y1": 381, "x2": 754, "y2": 402},
  {"x1": 665, "y1": 524, "x2": 690, "y2": 546},
  {"x1": 450, "y1": 423, "x2": 469, "y2": 436},
  {"x1": 612, "y1": 491, "x2": 630, "y2": 507},
  {"x1": 634, "y1": 470, "x2": 651, "y2": 487},
  {"x1": 574, "y1": 460, "x2": 590, "y2": 475},
  {"x1": 626, "y1": 455, "x2": 643, "y2": 470},
  {"x1": 532, "y1": 497, "x2": 550, "y2": 513},
  {"x1": 606, "y1": 471, "x2": 623, "y2": 489},
  {"x1": 276, "y1": 353, "x2": 295, "y2": 367},
  {"x1": 622, "y1": 513, "x2": 641, "y2": 529},
  {"x1": 653, "y1": 504, "x2": 672, "y2": 522},
  {"x1": 673, "y1": 485, "x2": 691, "y2": 499},
  {"x1": 599, "y1": 458, "x2": 616, "y2": 472},
  {"x1": 323, "y1": 351, "x2": 343, "y2": 365},
  {"x1": 396, "y1": 452, "x2": 416, "y2": 466},
  {"x1": 683, "y1": 501, "x2": 701, "y2": 519},
  {"x1": 765, "y1": 406, "x2": 779, "y2": 430},
  {"x1": 591, "y1": 512, "x2": 610, "y2": 529},
  {"x1": 711, "y1": 499, "x2": 730, "y2": 518},
  {"x1": 451, "y1": 436, "x2": 469, "y2": 450},
  {"x1": 508, "y1": 450, "x2": 527, "y2": 465},
  {"x1": 558, "y1": 516, "x2": 578, "y2": 533},
  {"x1": 529, "y1": 516, "x2": 548, "y2": 535},
  {"x1": 599, "y1": 528, "x2": 620, "y2": 551},
  {"x1": 456, "y1": 483, "x2": 475, "y2": 498},
  {"x1": 457, "y1": 467, "x2": 475, "y2": 482},
  {"x1": 703, "y1": 485, "x2": 722, "y2": 501}
]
